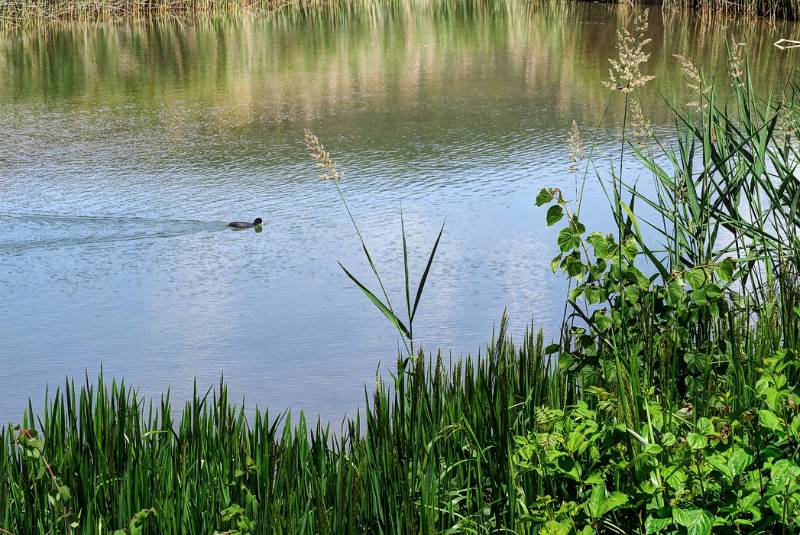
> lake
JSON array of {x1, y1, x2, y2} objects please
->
[{"x1": 0, "y1": 3, "x2": 797, "y2": 423}]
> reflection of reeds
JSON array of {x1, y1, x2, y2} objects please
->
[
  {"x1": 0, "y1": 4, "x2": 794, "y2": 130},
  {"x1": 0, "y1": 0, "x2": 502, "y2": 27}
]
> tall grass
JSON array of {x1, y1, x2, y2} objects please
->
[{"x1": 0, "y1": 321, "x2": 563, "y2": 533}]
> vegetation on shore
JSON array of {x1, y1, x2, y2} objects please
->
[
  {"x1": 1, "y1": 0, "x2": 800, "y2": 27},
  {"x1": 2, "y1": 8, "x2": 800, "y2": 535}
]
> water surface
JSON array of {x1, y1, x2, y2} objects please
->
[{"x1": 0, "y1": 4, "x2": 797, "y2": 422}]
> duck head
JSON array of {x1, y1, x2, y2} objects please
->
[{"x1": 253, "y1": 218, "x2": 263, "y2": 226}]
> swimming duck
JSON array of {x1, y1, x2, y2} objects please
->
[{"x1": 228, "y1": 217, "x2": 263, "y2": 229}]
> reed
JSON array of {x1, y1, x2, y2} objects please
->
[{"x1": 0, "y1": 0, "x2": 505, "y2": 28}]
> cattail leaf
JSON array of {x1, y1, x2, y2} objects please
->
[
  {"x1": 339, "y1": 262, "x2": 411, "y2": 339},
  {"x1": 411, "y1": 222, "x2": 444, "y2": 322}
]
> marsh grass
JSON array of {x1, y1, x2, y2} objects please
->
[{"x1": 0, "y1": 322, "x2": 563, "y2": 534}]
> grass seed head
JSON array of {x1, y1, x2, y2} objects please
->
[
  {"x1": 304, "y1": 129, "x2": 342, "y2": 182},
  {"x1": 567, "y1": 120, "x2": 585, "y2": 171},
  {"x1": 603, "y1": 10, "x2": 655, "y2": 94}
]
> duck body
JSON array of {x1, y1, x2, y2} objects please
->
[{"x1": 228, "y1": 217, "x2": 263, "y2": 229}]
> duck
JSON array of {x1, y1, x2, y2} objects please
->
[{"x1": 228, "y1": 217, "x2": 263, "y2": 229}]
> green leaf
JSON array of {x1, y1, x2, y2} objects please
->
[
  {"x1": 339, "y1": 262, "x2": 411, "y2": 339},
  {"x1": 771, "y1": 459, "x2": 800, "y2": 488},
  {"x1": 643, "y1": 443, "x2": 663, "y2": 455},
  {"x1": 557, "y1": 227, "x2": 580, "y2": 252},
  {"x1": 586, "y1": 232, "x2": 612, "y2": 259},
  {"x1": 586, "y1": 484, "x2": 605, "y2": 518},
  {"x1": 758, "y1": 409, "x2": 784, "y2": 432},
  {"x1": 604, "y1": 491, "x2": 628, "y2": 513},
  {"x1": 686, "y1": 432, "x2": 707, "y2": 450},
  {"x1": 686, "y1": 267, "x2": 709, "y2": 290},
  {"x1": 58, "y1": 485, "x2": 72, "y2": 502},
  {"x1": 728, "y1": 448, "x2": 753, "y2": 477},
  {"x1": 696, "y1": 417, "x2": 714, "y2": 435},
  {"x1": 717, "y1": 258, "x2": 734, "y2": 281},
  {"x1": 546, "y1": 205, "x2": 564, "y2": 226},
  {"x1": 661, "y1": 432, "x2": 677, "y2": 447},
  {"x1": 672, "y1": 508, "x2": 713, "y2": 535},
  {"x1": 411, "y1": 222, "x2": 445, "y2": 322},
  {"x1": 540, "y1": 520, "x2": 569, "y2": 535},
  {"x1": 706, "y1": 454, "x2": 732, "y2": 480},
  {"x1": 536, "y1": 188, "x2": 555, "y2": 206},
  {"x1": 645, "y1": 515, "x2": 672, "y2": 533}
]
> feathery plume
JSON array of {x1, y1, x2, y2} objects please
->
[
  {"x1": 673, "y1": 54, "x2": 708, "y2": 112},
  {"x1": 567, "y1": 120, "x2": 585, "y2": 172},
  {"x1": 603, "y1": 10, "x2": 655, "y2": 94},
  {"x1": 630, "y1": 98, "x2": 653, "y2": 146},
  {"x1": 304, "y1": 129, "x2": 342, "y2": 182}
]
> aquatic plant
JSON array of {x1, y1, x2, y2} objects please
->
[{"x1": 304, "y1": 129, "x2": 444, "y2": 354}]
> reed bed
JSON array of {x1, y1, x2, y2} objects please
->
[{"x1": 0, "y1": 0, "x2": 505, "y2": 28}]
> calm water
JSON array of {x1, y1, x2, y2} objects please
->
[{"x1": 0, "y1": 4, "x2": 797, "y2": 422}]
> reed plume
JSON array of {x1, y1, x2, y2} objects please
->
[
  {"x1": 602, "y1": 10, "x2": 655, "y2": 94},
  {"x1": 304, "y1": 129, "x2": 342, "y2": 181},
  {"x1": 566, "y1": 120, "x2": 585, "y2": 172}
]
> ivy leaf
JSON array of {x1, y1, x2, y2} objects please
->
[{"x1": 546, "y1": 205, "x2": 564, "y2": 226}]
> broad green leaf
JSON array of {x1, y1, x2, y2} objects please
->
[
  {"x1": 557, "y1": 227, "x2": 581, "y2": 252},
  {"x1": 586, "y1": 484, "x2": 605, "y2": 518},
  {"x1": 604, "y1": 491, "x2": 628, "y2": 513},
  {"x1": 717, "y1": 258, "x2": 735, "y2": 281},
  {"x1": 757, "y1": 409, "x2": 784, "y2": 432},
  {"x1": 687, "y1": 432, "x2": 707, "y2": 450},
  {"x1": 686, "y1": 267, "x2": 709, "y2": 290},
  {"x1": 546, "y1": 205, "x2": 564, "y2": 226},
  {"x1": 536, "y1": 188, "x2": 555, "y2": 206},
  {"x1": 771, "y1": 459, "x2": 800, "y2": 488},
  {"x1": 58, "y1": 485, "x2": 71, "y2": 501},
  {"x1": 728, "y1": 448, "x2": 753, "y2": 477},
  {"x1": 706, "y1": 454, "x2": 732, "y2": 480},
  {"x1": 540, "y1": 520, "x2": 569, "y2": 535},
  {"x1": 661, "y1": 432, "x2": 677, "y2": 447},
  {"x1": 696, "y1": 417, "x2": 714, "y2": 435},
  {"x1": 672, "y1": 508, "x2": 713, "y2": 535},
  {"x1": 643, "y1": 443, "x2": 663, "y2": 455},
  {"x1": 645, "y1": 515, "x2": 672, "y2": 533}
]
